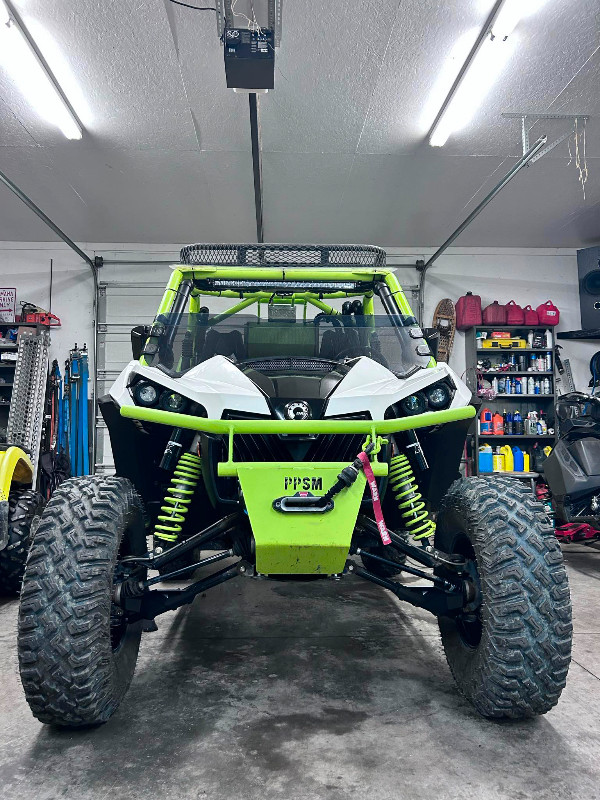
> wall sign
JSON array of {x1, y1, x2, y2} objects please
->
[{"x1": 0, "y1": 288, "x2": 16, "y2": 323}]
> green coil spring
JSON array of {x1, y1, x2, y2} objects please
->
[
  {"x1": 388, "y1": 453, "x2": 436, "y2": 540},
  {"x1": 154, "y1": 451, "x2": 202, "y2": 543}
]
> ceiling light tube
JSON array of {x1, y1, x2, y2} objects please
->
[
  {"x1": 428, "y1": 0, "x2": 542, "y2": 147},
  {"x1": 0, "y1": 0, "x2": 82, "y2": 139}
]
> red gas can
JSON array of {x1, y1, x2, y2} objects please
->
[{"x1": 456, "y1": 292, "x2": 482, "y2": 330}]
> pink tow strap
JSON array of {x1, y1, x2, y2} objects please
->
[{"x1": 357, "y1": 451, "x2": 391, "y2": 545}]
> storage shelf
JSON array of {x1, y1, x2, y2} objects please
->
[
  {"x1": 481, "y1": 471, "x2": 540, "y2": 478},
  {"x1": 481, "y1": 370, "x2": 553, "y2": 375},
  {"x1": 479, "y1": 434, "x2": 554, "y2": 439},
  {"x1": 477, "y1": 347, "x2": 552, "y2": 352},
  {"x1": 475, "y1": 325, "x2": 555, "y2": 331},
  {"x1": 467, "y1": 322, "x2": 558, "y2": 477}
]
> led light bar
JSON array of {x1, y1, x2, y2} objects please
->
[
  {"x1": 427, "y1": 0, "x2": 548, "y2": 147},
  {"x1": 0, "y1": 0, "x2": 82, "y2": 139},
  {"x1": 208, "y1": 280, "x2": 367, "y2": 292}
]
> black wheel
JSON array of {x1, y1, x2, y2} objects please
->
[
  {"x1": 18, "y1": 476, "x2": 147, "y2": 728},
  {"x1": 0, "y1": 488, "x2": 44, "y2": 596},
  {"x1": 435, "y1": 476, "x2": 572, "y2": 719}
]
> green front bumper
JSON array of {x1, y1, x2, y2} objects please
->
[{"x1": 121, "y1": 404, "x2": 475, "y2": 574}]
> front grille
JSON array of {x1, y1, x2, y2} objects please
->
[{"x1": 179, "y1": 243, "x2": 386, "y2": 267}]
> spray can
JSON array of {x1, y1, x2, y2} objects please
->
[
  {"x1": 529, "y1": 354, "x2": 537, "y2": 371},
  {"x1": 546, "y1": 353, "x2": 552, "y2": 371},
  {"x1": 537, "y1": 356, "x2": 546, "y2": 371},
  {"x1": 492, "y1": 377, "x2": 499, "y2": 394},
  {"x1": 534, "y1": 379, "x2": 541, "y2": 395}
]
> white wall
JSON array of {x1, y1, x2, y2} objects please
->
[{"x1": 0, "y1": 242, "x2": 594, "y2": 393}]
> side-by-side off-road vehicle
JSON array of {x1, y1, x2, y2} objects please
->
[{"x1": 17, "y1": 244, "x2": 572, "y2": 727}]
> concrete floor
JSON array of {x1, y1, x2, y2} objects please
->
[{"x1": 1, "y1": 546, "x2": 599, "y2": 800}]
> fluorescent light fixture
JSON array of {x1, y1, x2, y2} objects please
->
[
  {"x1": 0, "y1": 0, "x2": 82, "y2": 139},
  {"x1": 428, "y1": 0, "x2": 546, "y2": 147}
]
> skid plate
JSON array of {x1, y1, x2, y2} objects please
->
[{"x1": 237, "y1": 463, "x2": 367, "y2": 574}]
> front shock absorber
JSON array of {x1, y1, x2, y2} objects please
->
[
  {"x1": 388, "y1": 453, "x2": 436, "y2": 540},
  {"x1": 154, "y1": 451, "x2": 202, "y2": 543}
]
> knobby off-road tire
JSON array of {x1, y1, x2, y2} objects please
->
[
  {"x1": 435, "y1": 476, "x2": 572, "y2": 719},
  {"x1": 0, "y1": 489, "x2": 44, "y2": 595},
  {"x1": 18, "y1": 476, "x2": 147, "y2": 728}
]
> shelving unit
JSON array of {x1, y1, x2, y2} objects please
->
[
  {"x1": 0, "y1": 321, "x2": 44, "y2": 444},
  {"x1": 465, "y1": 325, "x2": 557, "y2": 476}
]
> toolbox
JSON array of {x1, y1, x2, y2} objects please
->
[{"x1": 481, "y1": 338, "x2": 527, "y2": 349}]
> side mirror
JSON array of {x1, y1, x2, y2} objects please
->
[
  {"x1": 131, "y1": 325, "x2": 150, "y2": 360},
  {"x1": 422, "y1": 327, "x2": 440, "y2": 360}
]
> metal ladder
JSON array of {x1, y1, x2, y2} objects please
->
[{"x1": 7, "y1": 328, "x2": 50, "y2": 486}]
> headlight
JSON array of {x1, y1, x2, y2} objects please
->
[
  {"x1": 426, "y1": 384, "x2": 451, "y2": 409},
  {"x1": 133, "y1": 381, "x2": 159, "y2": 407},
  {"x1": 160, "y1": 390, "x2": 187, "y2": 413},
  {"x1": 400, "y1": 393, "x2": 427, "y2": 416}
]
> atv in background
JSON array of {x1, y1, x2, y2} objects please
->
[
  {"x1": 545, "y1": 392, "x2": 600, "y2": 542},
  {"x1": 17, "y1": 244, "x2": 572, "y2": 727},
  {"x1": 0, "y1": 445, "x2": 44, "y2": 595}
]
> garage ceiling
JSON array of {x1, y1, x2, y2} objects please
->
[{"x1": 0, "y1": 0, "x2": 598, "y2": 247}]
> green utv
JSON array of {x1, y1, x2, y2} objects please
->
[{"x1": 17, "y1": 245, "x2": 572, "y2": 727}]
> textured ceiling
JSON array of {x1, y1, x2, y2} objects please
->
[{"x1": 0, "y1": 0, "x2": 598, "y2": 247}]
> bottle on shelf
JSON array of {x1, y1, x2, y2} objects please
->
[
  {"x1": 512, "y1": 446, "x2": 524, "y2": 472},
  {"x1": 527, "y1": 330, "x2": 534, "y2": 348},
  {"x1": 480, "y1": 408, "x2": 492, "y2": 434},
  {"x1": 504, "y1": 410, "x2": 514, "y2": 435},
  {"x1": 527, "y1": 376, "x2": 535, "y2": 394},
  {"x1": 545, "y1": 329, "x2": 553, "y2": 348},
  {"x1": 492, "y1": 411, "x2": 504, "y2": 435},
  {"x1": 514, "y1": 411, "x2": 524, "y2": 435}
]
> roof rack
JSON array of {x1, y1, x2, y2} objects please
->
[{"x1": 179, "y1": 243, "x2": 386, "y2": 268}]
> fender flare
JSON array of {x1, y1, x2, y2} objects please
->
[{"x1": 0, "y1": 447, "x2": 34, "y2": 548}]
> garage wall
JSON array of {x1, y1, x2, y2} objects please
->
[{"x1": 0, "y1": 241, "x2": 594, "y2": 393}]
